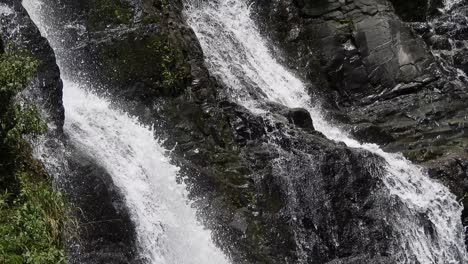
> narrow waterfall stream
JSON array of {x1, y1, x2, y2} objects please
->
[
  {"x1": 183, "y1": 0, "x2": 468, "y2": 263},
  {"x1": 22, "y1": 1, "x2": 230, "y2": 263}
]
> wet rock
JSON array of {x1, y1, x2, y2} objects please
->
[
  {"x1": 251, "y1": 2, "x2": 468, "y2": 165},
  {"x1": 351, "y1": 124, "x2": 395, "y2": 145},
  {"x1": 252, "y1": 0, "x2": 468, "y2": 257},
  {"x1": 66, "y1": 147, "x2": 140, "y2": 264},
  {"x1": 280, "y1": 108, "x2": 315, "y2": 130},
  {"x1": 0, "y1": 0, "x2": 64, "y2": 132},
  {"x1": 389, "y1": 0, "x2": 444, "y2": 21}
]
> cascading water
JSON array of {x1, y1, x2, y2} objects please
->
[
  {"x1": 428, "y1": 0, "x2": 468, "y2": 80},
  {"x1": 62, "y1": 81, "x2": 230, "y2": 264},
  {"x1": 22, "y1": 1, "x2": 230, "y2": 263},
  {"x1": 183, "y1": 0, "x2": 468, "y2": 263},
  {"x1": 443, "y1": 0, "x2": 464, "y2": 12}
]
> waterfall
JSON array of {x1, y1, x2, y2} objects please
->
[
  {"x1": 62, "y1": 81, "x2": 230, "y2": 263},
  {"x1": 443, "y1": 0, "x2": 463, "y2": 11},
  {"x1": 22, "y1": 1, "x2": 230, "y2": 263},
  {"x1": 183, "y1": 0, "x2": 468, "y2": 263}
]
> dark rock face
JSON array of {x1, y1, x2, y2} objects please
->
[
  {"x1": 282, "y1": 107, "x2": 315, "y2": 129},
  {"x1": 216, "y1": 102, "x2": 402, "y2": 263},
  {"x1": 0, "y1": 0, "x2": 64, "y2": 132},
  {"x1": 65, "y1": 147, "x2": 141, "y2": 264},
  {"x1": 251, "y1": 0, "x2": 468, "y2": 163},
  {"x1": 253, "y1": 0, "x2": 438, "y2": 106},
  {"x1": 388, "y1": 0, "x2": 444, "y2": 21},
  {"x1": 408, "y1": 2, "x2": 468, "y2": 75},
  {"x1": 251, "y1": 0, "x2": 468, "y2": 253}
]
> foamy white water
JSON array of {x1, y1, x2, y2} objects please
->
[
  {"x1": 443, "y1": 0, "x2": 463, "y2": 11},
  {"x1": 23, "y1": 1, "x2": 231, "y2": 263},
  {"x1": 63, "y1": 81, "x2": 230, "y2": 264},
  {"x1": 183, "y1": 0, "x2": 468, "y2": 263}
]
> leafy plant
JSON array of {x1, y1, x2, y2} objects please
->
[
  {"x1": 0, "y1": 52, "x2": 69, "y2": 263},
  {"x1": 0, "y1": 173, "x2": 67, "y2": 264}
]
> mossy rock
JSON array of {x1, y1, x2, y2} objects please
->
[
  {"x1": 0, "y1": 51, "x2": 69, "y2": 264},
  {"x1": 88, "y1": 0, "x2": 134, "y2": 30},
  {"x1": 98, "y1": 32, "x2": 191, "y2": 98}
]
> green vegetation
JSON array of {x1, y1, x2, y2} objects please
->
[
  {"x1": 157, "y1": 40, "x2": 191, "y2": 96},
  {"x1": 0, "y1": 173, "x2": 68, "y2": 264},
  {"x1": 338, "y1": 17, "x2": 355, "y2": 29},
  {"x1": 88, "y1": 0, "x2": 134, "y2": 30},
  {"x1": 99, "y1": 33, "x2": 191, "y2": 97},
  {"x1": 160, "y1": 0, "x2": 169, "y2": 12},
  {"x1": 0, "y1": 53, "x2": 68, "y2": 263}
]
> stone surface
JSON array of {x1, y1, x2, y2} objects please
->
[
  {"x1": 0, "y1": 0, "x2": 64, "y2": 132},
  {"x1": 66, "y1": 147, "x2": 141, "y2": 264},
  {"x1": 252, "y1": 0, "x2": 468, "y2": 255}
]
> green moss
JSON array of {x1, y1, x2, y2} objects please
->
[
  {"x1": 335, "y1": 18, "x2": 355, "y2": 32},
  {"x1": 88, "y1": 0, "x2": 134, "y2": 30},
  {"x1": 0, "y1": 54, "x2": 38, "y2": 108},
  {"x1": 246, "y1": 191, "x2": 257, "y2": 207},
  {"x1": 141, "y1": 14, "x2": 161, "y2": 25},
  {"x1": 0, "y1": 52, "x2": 69, "y2": 263},
  {"x1": 99, "y1": 33, "x2": 191, "y2": 97},
  {"x1": 0, "y1": 53, "x2": 45, "y2": 147},
  {"x1": 0, "y1": 172, "x2": 68, "y2": 264}
]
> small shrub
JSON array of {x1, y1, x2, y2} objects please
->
[
  {"x1": 0, "y1": 173, "x2": 67, "y2": 264},
  {"x1": 0, "y1": 52, "x2": 69, "y2": 263}
]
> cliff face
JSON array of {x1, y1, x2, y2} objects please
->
[
  {"x1": 0, "y1": 0, "x2": 63, "y2": 130},
  {"x1": 252, "y1": 0, "x2": 467, "y2": 157},
  {"x1": 6, "y1": 0, "x2": 468, "y2": 263},
  {"x1": 252, "y1": 0, "x2": 468, "y2": 245}
]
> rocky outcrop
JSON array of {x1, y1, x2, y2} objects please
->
[
  {"x1": 252, "y1": 0, "x2": 468, "y2": 249},
  {"x1": 66, "y1": 147, "x2": 140, "y2": 264},
  {"x1": 408, "y1": 2, "x2": 468, "y2": 75},
  {"x1": 388, "y1": 0, "x2": 445, "y2": 21},
  {"x1": 0, "y1": 0, "x2": 63, "y2": 131}
]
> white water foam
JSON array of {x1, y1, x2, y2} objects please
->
[
  {"x1": 183, "y1": 0, "x2": 468, "y2": 263},
  {"x1": 443, "y1": 0, "x2": 463, "y2": 12},
  {"x1": 23, "y1": 1, "x2": 231, "y2": 263},
  {"x1": 0, "y1": 4, "x2": 13, "y2": 16}
]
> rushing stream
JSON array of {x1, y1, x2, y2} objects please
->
[
  {"x1": 183, "y1": 0, "x2": 468, "y2": 263},
  {"x1": 23, "y1": 1, "x2": 230, "y2": 263}
]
